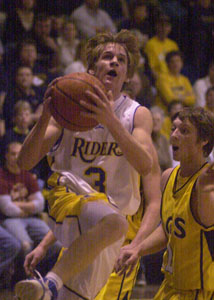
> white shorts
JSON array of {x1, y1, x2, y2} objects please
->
[{"x1": 48, "y1": 201, "x2": 125, "y2": 300}]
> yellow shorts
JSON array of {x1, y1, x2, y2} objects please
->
[
  {"x1": 93, "y1": 202, "x2": 144, "y2": 300},
  {"x1": 47, "y1": 172, "x2": 109, "y2": 223},
  {"x1": 94, "y1": 262, "x2": 139, "y2": 300},
  {"x1": 154, "y1": 279, "x2": 214, "y2": 300}
]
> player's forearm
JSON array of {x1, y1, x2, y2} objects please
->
[
  {"x1": 38, "y1": 230, "x2": 57, "y2": 252},
  {"x1": 138, "y1": 224, "x2": 167, "y2": 257},
  {"x1": 131, "y1": 202, "x2": 161, "y2": 247},
  {"x1": 17, "y1": 113, "x2": 51, "y2": 170},
  {"x1": 107, "y1": 116, "x2": 152, "y2": 175}
]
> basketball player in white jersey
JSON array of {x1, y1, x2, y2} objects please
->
[{"x1": 15, "y1": 30, "x2": 154, "y2": 300}]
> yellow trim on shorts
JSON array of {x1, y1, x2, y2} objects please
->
[{"x1": 46, "y1": 172, "x2": 109, "y2": 223}]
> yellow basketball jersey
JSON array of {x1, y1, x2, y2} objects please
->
[{"x1": 161, "y1": 164, "x2": 214, "y2": 291}]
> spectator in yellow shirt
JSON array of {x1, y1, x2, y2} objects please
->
[
  {"x1": 144, "y1": 14, "x2": 179, "y2": 79},
  {"x1": 161, "y1": 100, "x2": 184, "y2": 141},
  {"x1": 155, "y1": 50, "x2": 195, "y2": 112}
]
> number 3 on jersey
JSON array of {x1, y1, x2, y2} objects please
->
[{"x1": 85, "y1": 167, "x2": 106, "y2": 193}]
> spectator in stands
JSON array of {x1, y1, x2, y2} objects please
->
[
  {"x1": 3, "y1": 0, "x2": 36, "y2": 46},
  {"x1": 0, "y1": 100, "x2": 50, "y2": 189},
  {"x1": 205, "y1": 86, "x2": 214, "y2": 114},
  {"x1": 50, "y1": 14, "x2": 65, "y2": 39},
  {"x1": 188, "y1": 0, "x2": 214, "y2": 77},
  {"x1": 3, "y1": 65, "x2": 44, "y2": 128},
  {"x1": 144, "y1": 14, "x2": 179, "y2": 79},
  {"x1": 64, "y1": 40, "x2": 87, "y2": 75},
  {"x1": 0, "y1": 225, "x2": 21, "y2": 289},
  {"x1": 155, "y1": 50, "x2": 195, "y2": 112},
  {"x1": 100, "y1": 0, "x2": 129, "y2": 24},
  {"x1": 150, "y1": 106, "x2": 172, "y2": 172},
  {"x1": 7, "y1": 39, "x2": 51, "y2": 88},
  {"x1": 34, "y1": 0, "x2": 82, "y2": 16},
  {"x1": 32, "y1": 14, "x2": 59, "y2": 72},
  {"x1": 161, "y1": 99, "x2": 184, "y2": 140},
  {"x1": 57, "y1": 20, "x2": 80, "y2": 73},
  {"x1": 71, "y1": 0, "x2": 117, "y2": 39},
  {"x1": 123, "y1": 69, "x2": 155, "y2": 108},
  {"x1": 0, "y1": 101, "x2": 32, "y2": 157},
  {"x1": 205, "y1": 86, "x2": 214, "y2": 161},
  {"x1": 118, "y1": 0, "x2": 153, "y2": 49},
  {"x1": 0, "y1": 43, "x2": 7, "y2": 138},
  {"x1": 0, "y1": 141, "x2": 61, "y2": 279},
  {"x1": 193, "y1": 60, "x2": 214, "y2": 108}
]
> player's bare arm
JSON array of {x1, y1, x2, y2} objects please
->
[
  {"x1": 129, "y1": 145, "x2": 161, "y2": 248},
  {"x1": 195, "y1": 162, "x2": 214, "y2": 227},
  {"x1": 24, "y1": 231, "x2": 57, "y2": 276},
  {"x1": 81, "y1": 86, "x2": 153, "y2": 176},
  {"x1": 18, "y1": 97, "x2": 62, "y2": 170},
  {"x1": 115, "y1": 145, "x2": 161, "y2": 275},
  {"x1": 115, "y1": 166, "x2": 171, "y2": 275}
]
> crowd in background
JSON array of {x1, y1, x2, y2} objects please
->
[{"x1": 0, "y1": 0, "x2": 214, "y2": 291}]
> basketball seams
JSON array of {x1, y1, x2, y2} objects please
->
[
  {"x1": 55, "y1": 77, "x2": 105, "y2": 109},
  {"x1": 49, "y1": 73, "x2": 106, "y2": 131},
  {"x1": 50, "y1": 99, "x2": 91, "y2": 130}
]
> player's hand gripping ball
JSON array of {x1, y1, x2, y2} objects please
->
[{"x1": 49, "y1": 72, "x2": 106, "y2": 131}]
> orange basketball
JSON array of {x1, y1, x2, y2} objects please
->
[{"x1": 49, "y1": 72, "x2": 106, "y2": 131}]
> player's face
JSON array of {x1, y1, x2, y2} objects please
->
[
  {"x1": 92, "y1": 43, "x2": 128, "y2": 99},
  {"x1": 170, "y1": 117, "x2": 204, "y2": 162}
]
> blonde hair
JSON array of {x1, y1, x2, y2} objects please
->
[
  {"x1": 86, "y1": 30, "x2": 140, "y2": 79},
  {"x1": 13, "y1": 100, "x2": 32, "y2": 117}
]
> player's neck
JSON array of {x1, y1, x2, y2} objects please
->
[{"x1": 179, "y1": 158, "x2": 206, "y2": 177}]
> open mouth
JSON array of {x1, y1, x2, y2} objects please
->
[{"x1": 107, "y1": 70, "x2": 117, "y2": 77}]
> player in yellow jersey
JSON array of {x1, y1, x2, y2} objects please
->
[
  {"x1": 95, "y1": 140, "x2": 161, "y2": 300},
  {"x1": 116, "y1": 107, "x2": 214, "y2": 299}
]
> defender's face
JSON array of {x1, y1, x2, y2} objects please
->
[
  {"x1": 170, "y1": 117, "x2": 203, "y2": 162},
  {"x1": 92, "y1": 43, "x2": 128, "y2": 99}
]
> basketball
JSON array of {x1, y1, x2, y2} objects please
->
[{"x1": 49, "y1": 72, "x2": 107, "y2": 131}]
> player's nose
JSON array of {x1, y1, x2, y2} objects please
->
[{"x1": 110, "y1": 57, "x2": 119, "y2": 66}]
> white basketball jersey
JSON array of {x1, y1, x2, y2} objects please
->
[{"x1": 48, "y1": 94, "x2": 141, "y2": 215}]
